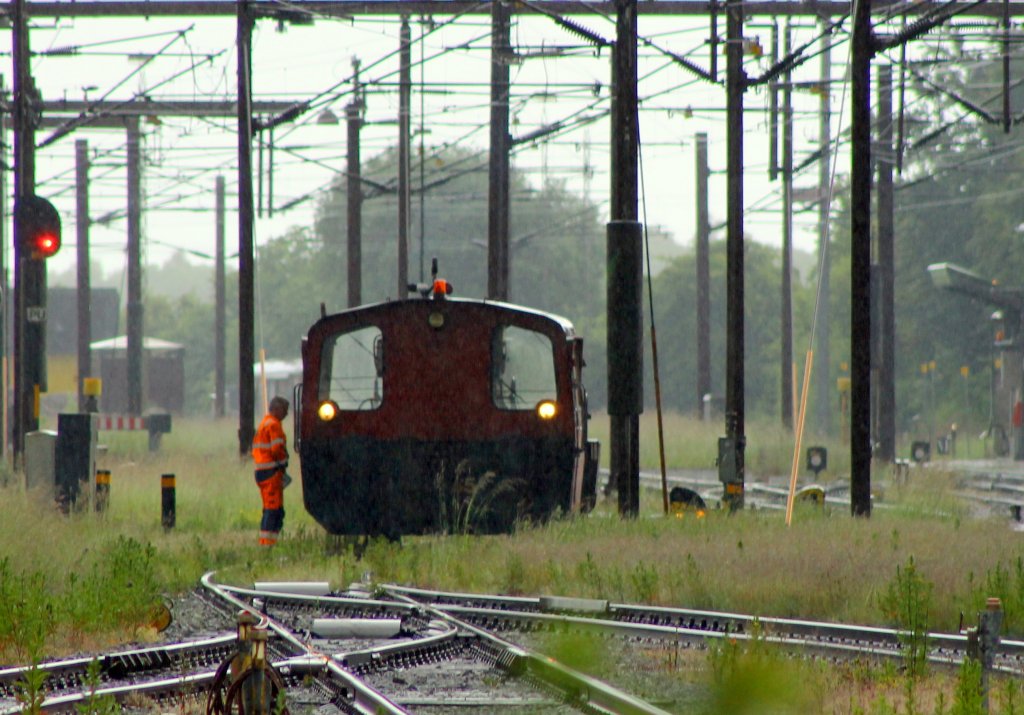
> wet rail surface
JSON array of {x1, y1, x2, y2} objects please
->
[{"x1": 5, "y1": 572, "x2": 1024, "y2": 713}]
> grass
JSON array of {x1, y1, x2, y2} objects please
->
[{"x1": 2, "y1": 412, "x2": 1024, "y2": 712}]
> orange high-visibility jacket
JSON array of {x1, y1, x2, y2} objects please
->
[{"x1": 253, "y1": 414, "x2": 288, "y2": 472}]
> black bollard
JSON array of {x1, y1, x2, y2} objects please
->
[
  {"x1": 161, "y1": 474, "x2": 176, "y2": 530},
  {"x1": 95, "y1": 470, "x2": 111, "y2": 512}
]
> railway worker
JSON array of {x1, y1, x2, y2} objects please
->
[{"x1": 252, "y1": 396, "x2": 290, "y2": 547}]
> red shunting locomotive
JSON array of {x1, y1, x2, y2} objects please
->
[{"x1": 298, "y1": 264, "x2": 600, "y2": 537}]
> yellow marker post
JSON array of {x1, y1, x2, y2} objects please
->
[
  {"x1": 785, "y1": 350, "x2": 814, "y2": 526},
  {"x1": 83, "y1": 377, "x2": 102, "y2": 412}
]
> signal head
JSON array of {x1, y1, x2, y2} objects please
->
[{"x1": 16, "y1": 195, "x2": 62, "y2": 259}]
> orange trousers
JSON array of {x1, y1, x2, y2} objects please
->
[{"x1": 256, "y1": 470, "x2": 285, "y2": 545}]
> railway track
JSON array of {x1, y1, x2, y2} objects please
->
[
  {"x1": 5, "y1": 574, "x2": 1022, "y2": 713},
  {"x1": 628, "y1": 468, "x2": 852, "y2": 512},
  {"x1": 0, "y1": 635, "x2": 237, "y2": 713},
  {"x1": 0, "y1": 575, "x2": 677, "y2": 714},
  {"x1": 380, "y1": 583, "x2": 1024, "y2": 675},
  {"x1": 949, "y1": 462, "x2": 1024, "y2": 520},
  {"x1": 631, "y1": 460, "x2": 1024, "y2": 517}
]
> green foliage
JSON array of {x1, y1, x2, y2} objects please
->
[
  {"x1": 965, "y1": 558, "x2": 1024, "y2": 633},
  {"x1": 434, "y1": 461, "x2": 523, "y2": 535},
  {"x1": 538, "y1": 630, "x2": 610, "y2": 677},
  {"x1": 877, "y1": 556, "x2": 934, "y2": 681},
  {"x1": 314, "y1": 145, "x2": 605, "y2": 317},
  {"x1": 1002, "y1": 678, "x2": 1022, "y2": 715},
  {"x1": 15, "y1": 664, "x2": 48, "y2": 715},
  {"x1": 65, "y1": 537, "x2": 161, "y2": 631},
  {"x1": 950, "y1": 658, "x2": 984, "y2": 715},
  {"x1": 145, "y1": 292, "x2": 221, "y2": 413},
  {"x1": 145, "y1": 143, "x2": 608, "y2": 414},
  {"x1": 630, "y1": 560, "x2": 659, "y2": 602},
  {"x1": 703, "y1": 622, "x2": 814, "y2": 713},
  {"x1": 76, "y1": 658, "x2": 119, "y2": 715},
  {"x1": 839, "y1": 51, "x2": 1024, "y2": 438},
  {"x1": 0, "y1": 558, "x2": 54, "y2": 662},
  {"x1": 576, "y1": 551, "x2": 604, "y2": 596},
  {"x1": 502, "y1": 552, "x2": 527, "y2": 595},
  {"x1": 648, "y1": 238, "x2": 814, "y2": 418},
  {"x1": 0, "y1": 538, "x2": 163, "y2": 660}
]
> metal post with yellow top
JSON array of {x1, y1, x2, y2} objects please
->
[{"x1": 82, "y1": 376, "x2": 101, "y2": 413}]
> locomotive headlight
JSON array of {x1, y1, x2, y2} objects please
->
[
  {"x1": 317, "y1": 400, "x2": 339, "y2": 422},
  {"x1": 536, "y1": 400, "x2": 558, "y2": 420}
]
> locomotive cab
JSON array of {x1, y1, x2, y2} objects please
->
[{"x1": 299, "y1": 281, "x2": 598, "y2": 537}]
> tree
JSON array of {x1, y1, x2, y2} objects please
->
[
  {"x1": 846, "y1": 47, "x2": 1024, "y2": 437},
  {"x1": 311, "y1": 144, "x2": 606, "y2": 319},
  {"x1": 646, "y1": 238, "x2": 816, "y2": 420},
  {"x1": 146, "y1": 143, "x2": 609, "y2": 414}
]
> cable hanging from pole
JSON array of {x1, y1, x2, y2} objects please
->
[{"x1": 636, "y1": 119, "x2": 670, "y2": 515}]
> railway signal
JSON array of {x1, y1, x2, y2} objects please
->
[
  {"x1": 806, "y1": 446, "x2": 828, "y2": 475},
  {"x1": 13, "y1": 193, "x2": 63, "y2": 453},
  {"x1": 16, "y1": 194, "x2": 61, "y2": 259}
]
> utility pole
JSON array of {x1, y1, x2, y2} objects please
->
[
  {"x1": 850, "y1": 0, "x2": 873, "y2": 516},
  {"x1": 13, "y1": 0, "x2": 40, "y2": 459},
  {"x1": 214, "y1": 175, "x2": 226, "y2": 419},
  {"x1": 75, "y1": 139, "x2": 90, "y2": 413},
  {"x1": 268, "y1": 129, "x2": 275, "y2": 216},
  {"x1": 347, "y1": 59, "x2": 363, "y2": 308},
  {"x1": 1004, "y1": 0, "x2": 1011, "y2": 133},
  {"x1": 398, "y1": 17, "x2": 411, "y2": 297},
  {"x1": 608, "y1": 0, "x2": 641, "y2": 518},
  {"x1": 721, "y1": 0, "x2": 746, "y2": 510},
  {"x1": 695, "y1": 132, "x2": 711, "y2": 418},
  {"x1": 815, "y1": 18, "x2": 833, "y2": 434},
  {"x1": 780, "y1": 20, "x2": 794, "y2": 429},
  {"x1": 0, "y1": 75, "x2": 7, "y2": 457},
  {"x1": 126, "y1": 117, "x2": 143, "y2": 416},
  {"x1": 876, "y1": 64, "x2": 896, "y2": 462},
  {"x1": 488, "y1": 0, "x2": 511, "y2": 301},
  {"x1": 769, "y1": 22, "x2": 779, "y2": 183},
  {"x1": 237, "y1": 0, "x2": 256, "y2": 453}
]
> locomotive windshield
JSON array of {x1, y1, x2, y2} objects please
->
[
  {"x1": 320, "y1": 325, "x2": 383, "y2": 410},
  {"x1": 491, "y1": 325, "x2": 556, "y2": 410}
]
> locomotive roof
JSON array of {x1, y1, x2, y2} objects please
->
[{"x1": 313, "y1": 296, "x2": 579, "y2": 337}]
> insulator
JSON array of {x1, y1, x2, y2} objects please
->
[{"x1": 553, "y1": 16, "x2": 610, "y2": 48}]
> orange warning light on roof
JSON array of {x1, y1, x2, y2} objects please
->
[{"x1": 432, "y1": 279, "x2": 454, "y2": 298}]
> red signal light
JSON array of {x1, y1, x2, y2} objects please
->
[{"x1": 33, "y1": 232, "x2": 60, "y2": 258}]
